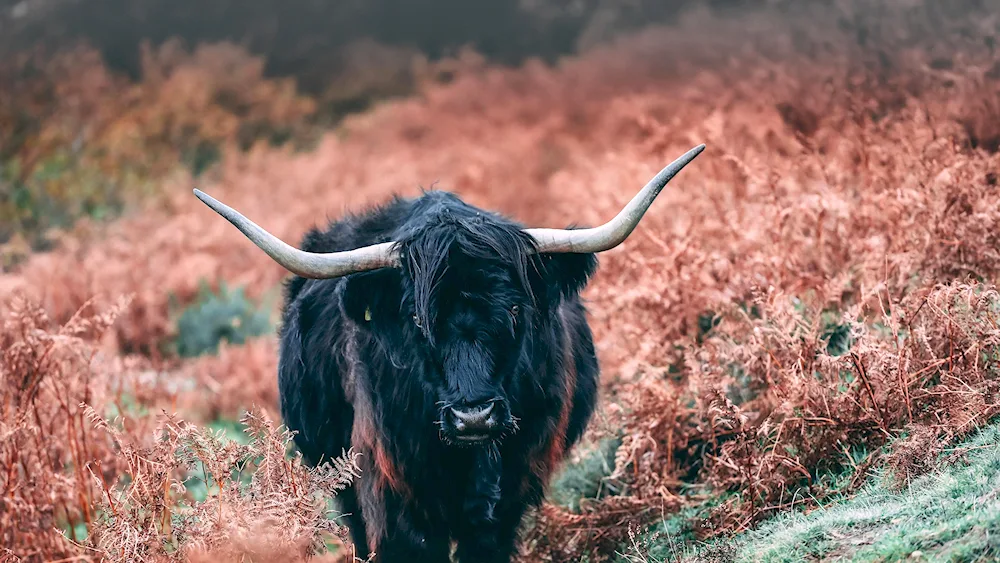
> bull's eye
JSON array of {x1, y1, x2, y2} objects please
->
[
  {"x1": 511, "y1": 305, "x2": 520, "y2": 317},
  {"x1": 412, "y1": 314, "x2": 422, "y2": 328}
]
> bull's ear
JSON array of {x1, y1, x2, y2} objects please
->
[
  {"x1": 340, "y1": 269, "x2": 403, "y2": 327},
  {"x1": 536, "y1": 252, "x2": 598, "y2": 302}
]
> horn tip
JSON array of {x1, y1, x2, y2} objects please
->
[
  {"x1": 192, "y1": 188, "x2": 214, "y2": 206},
  {"x1": 675, "y1": 144, "x2": 706, "y2": 167}
]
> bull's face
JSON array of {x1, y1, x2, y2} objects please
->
[
  {"x1": 418, "y1": 255, "x2": 524, "y2": 445},
  {"x1": 340, "y1": 199, "x2": 597, "y2": 447}
]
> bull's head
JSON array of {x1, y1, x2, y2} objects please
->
[{"x1": 194, "y1": 145, "x2": 704, "y2": 445}]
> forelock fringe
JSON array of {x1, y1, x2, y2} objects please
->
[{"x1": 399, "y1": 213, "x2": 537, "y2": 343}]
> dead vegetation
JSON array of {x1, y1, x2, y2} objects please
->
[
  {"x1": 0, "y1": 298, "x2": 362, "y2": 562},
  {"x1": 2, "y1": 0, "x2": 1000, "y2": 561},
  {"x1": 87, "y1": 406, "x2": 362, "y2": 563}
]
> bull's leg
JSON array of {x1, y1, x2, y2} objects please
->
[
  {"x1": 452, "y1": 497, "x2": 526, "y2": 563},
  {"x1": 453, "y1": 449, "x2": 523, "y2": 563},
  {"x1": 357, "y1": 471, "x2": 451, "y2": 563},
  {"x1": 336, "y1": 485, "x2": 370, "y2": 560},
  {"x1": 373, "y1": 513, "x2": 451, "y2": 563}
]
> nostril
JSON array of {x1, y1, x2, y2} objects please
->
[
  {"x1": 478, "y1": 401, "x2": 495, "y2": 418},
  {"x1": 448, "y1": 409, "x2": 467, "y2": 432}
]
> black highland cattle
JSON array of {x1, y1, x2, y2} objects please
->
[{"x1": 193, "y1": 144, "x2": 705, "y2": 562}]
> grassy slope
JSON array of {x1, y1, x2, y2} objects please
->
[{"x1": 661, "y1": 424, "x2": 1000, "y2": 563}]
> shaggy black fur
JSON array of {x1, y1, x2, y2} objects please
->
[{"x1": 278, "y1": 191, "x2": 599, "y2": 562}]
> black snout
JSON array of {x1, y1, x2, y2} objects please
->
[
  {"x1": 450, "y1": 402, "x2": 495, "y2": 431},
  {"x1": 445, "y1": 400, "x2": 502, "y2": 443}
]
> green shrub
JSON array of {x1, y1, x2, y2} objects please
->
[
  {"x1": 549, "y1": 437, "x2": 622, "y2": 513},
  {"x1": 174, "y1": 281, "x2": 272, "y2": 357}
]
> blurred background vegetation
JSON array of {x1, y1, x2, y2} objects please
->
[
  {"x1": 0, "y1": 0, "x2": 776, "y2": 263},
  {"x1": 0, "y1": 0, "x2": 766, "y2": 73}
]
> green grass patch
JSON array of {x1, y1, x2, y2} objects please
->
[
  {"x1": 685, "y1": 423, "x2": 1000, "y2": 562},
  {"x1": 549, "y1": 437, "x2": 622, "y2": 512},
  {"x1": 614, "y1": 491, "x2": 730, "y2": 563}
]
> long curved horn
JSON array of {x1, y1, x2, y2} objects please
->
[
  {"x1": 193, "y1": 189, "x2": 400, "y2": 279},
  {"x1": 524, "y1": 144, "x2": 705, "y2": 254}
]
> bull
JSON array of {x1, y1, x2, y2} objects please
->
[{"x1": 193, "y1": 144, "x2": 705, "y2": 562}]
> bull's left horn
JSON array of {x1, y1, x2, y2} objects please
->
[
  {"x1": 524, "y1": 144, "x2": 705, "y2": 254},
  {"x1": 193, "y1": 189, "x2": 400, "y2": 279}
]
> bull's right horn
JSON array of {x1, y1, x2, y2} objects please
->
[{"x1": 193, "y1": 189, "x2": 400, "y2": 279}]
